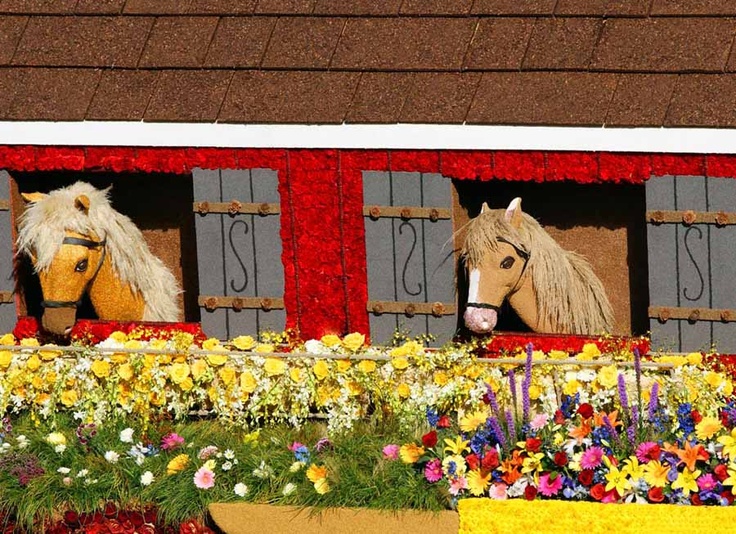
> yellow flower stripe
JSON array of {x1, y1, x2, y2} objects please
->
[{"x1": 458, "y1": 499, "x2": 736, "y2": 534}]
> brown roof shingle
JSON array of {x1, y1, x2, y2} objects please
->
[{"x1": 1, "y1": 6, "x2": 736, "y2": 127}]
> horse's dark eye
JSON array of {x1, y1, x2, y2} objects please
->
[
  {"x1": 75, "y1": 259, "x2": 88, "y2": 273},
  {"x1": 500, "y1": 256, "x2": 515, "y2": 269}
]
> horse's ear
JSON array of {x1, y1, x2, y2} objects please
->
[
  {"x1": 21, "y1": 192, "x2": 47, "y2": 203},
  {"x1": 480, "y1": 202, "x2": 490, "y2": 214},
  {"x1": 504, "y1": 197, "x2": 523, "y2": 229},
  {"x1": 74, "y1": 194, "x2": 90, "y2": 215}
]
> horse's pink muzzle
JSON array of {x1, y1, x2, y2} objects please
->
[{"x1": 464, "y1": 306, "x2": 498, "y2": 334}]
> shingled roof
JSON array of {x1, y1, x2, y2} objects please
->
[{"x1": 1, "y1": 0, "x2": 736, "y2": 126}]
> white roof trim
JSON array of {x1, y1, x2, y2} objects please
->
[{"x1": 0, "y1": 122, "x2": 734, "y2": 153}]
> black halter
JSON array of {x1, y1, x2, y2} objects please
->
[
  {"x1": 40, "y1": 235, "x2": 107, "y2": 310},
  {"x1": 466, "y1": 237, "x2": 530, "y2": 310}
]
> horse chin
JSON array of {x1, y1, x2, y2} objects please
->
[
  {"x1": 41, "y1": 308, "x2": 77, "y2": 336},
  {"x1": 464, "y1": 306, "x2": 498, "y2": 334}
]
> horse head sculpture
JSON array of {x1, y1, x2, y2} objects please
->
[
  {"x1": 462, "y1": 198, "x2": 613, "y2": 335},
  {"x1": 17, "y1": 182, "x2": 181, "y2": 335}
]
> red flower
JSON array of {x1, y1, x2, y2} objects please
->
[
  {"x1": 577, "y1": 403, "x2": 594, "y2": 420},
  {"x1": 553, "y1": 451, "x2": 568, "y2": 467},
  {"x1": 690, "y1": 493, "x2": 703, "y2": 506},
  {"x1": 525, "y1": 437, "x2": 542, "y2": 453},
  {"x1": 578, "y1": 469, "x2": 593, "y2": 486},
  {"x1": 691, "y1": 409, "x2": 703, "y2": 424},
  {"x1": 437, "y1": 415, "x2": 451, "y2": 428},
  {"x1": 481, "y1": 449, "x2": 499, "y2": 471},
  {"x1": 590, "y1": 483, "x2": 606, "y2": 501},
  {"x1": 721, "y1": 490, "x2": 735, "y2": 505},
  {"x1": 524, "y1": 485, "x2": 537, "y2": 501},
  {"x1": 714, "y1": 464, "x2": 729, "y2": 482},
  {"x1": 63, "y1": 511, "x2": 80, "y2": 526},
  {"x1": 647, "y1": 487, "x2": 665, "y2": 503},
  {"x1": 421, "y1": 430, "x2": 438, "y2": 448},
  {"x1": 13, "y1": 317, "x2": 39, "y2": 340},
  {"x1": 553, "y1": 410, "x2": 566, "y2": 424},
  {"x1": 465, "y1": 453, "x2": 480, "y2": 471}
]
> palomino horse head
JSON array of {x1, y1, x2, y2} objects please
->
[
  {"x1": 21, "y1": 192, "x2": 107, "y2": 335},
  {"x1": 463, "y1": 198, "x2": 530, "y2": 334}
]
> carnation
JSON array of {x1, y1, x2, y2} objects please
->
[
  {"x1": 140, "y1": 471, "x2": 154, "y2": 486},
  {"x1": 104, "y1": 451, "x2": 120, "y2": 464},
  {"x1": 119, "y1": 428, "x2": 134, "y2": 443},
  {"x1": 234, "y1": 482, "x2": 248, "y2": 497}
]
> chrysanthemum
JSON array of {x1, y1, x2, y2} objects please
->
[
  {"x1": 635, "y1": 442, "x2": 661, "y2": 463},
  {"x1": 424, "y1": 459, "x2": 442, "y2": 483},
  {"x1": 193, "y1": 466, "x2": 215, "y2": 489},
  {"x1": 580, "y1": 446, "x2": 604, "y2": 469},
  {"x1": 466, "y1": 469, "x2": 492, "y2": 496},
  {"x1": 538, "y1": 472, "x2": 563, "y2": 497}
]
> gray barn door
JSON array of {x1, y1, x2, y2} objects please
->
[
  {"x1": 0, "y1": 172, "x2": 15, "y2": 332},
  {"x1": 363, "y1": 171, "x2": 456, "y2": 346},
  {"x1": 193, "y1": 169, "x2": 285, "y2": 340},
  {"x1": 646, "y1": 175, "x2": 736, "y2": 352}
]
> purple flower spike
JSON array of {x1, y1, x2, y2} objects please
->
[
  {"x1": 648, "y1": 382, "x2": 659, "y2": 420},
  {"x1": 485, "y1": 383, "x2": 500, "y2": 417},
  {"x1": 488, "y1": 415, "x2": 507, "y2": 449},
  {"x1": 617, "y1": 373, "x2": 629, "y2": 413},
  {"x1": 505, "y1": 409, "x2": 517, "y2": 442}
]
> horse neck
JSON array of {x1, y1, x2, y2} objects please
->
[
  {"x1": 507, "y1": 271, "x2": 553, "y2": 333},
  {"x1": 88, "y1": 252, "x2": 146, "y2": 321}
]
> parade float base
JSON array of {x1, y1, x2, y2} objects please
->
[
  {"x1": 208, "y1": 503, "x2": 458, "y2": 534},
  {"x1": 457, "y1": 499, "x2": 736, "y2": 534}
]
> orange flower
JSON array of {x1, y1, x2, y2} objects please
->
[
  {"x1": 675, "y1": 441, "x2": 709, "y2": 472},
  {"x1": 594, "y1": 410, "x2": 622, "y2": 429},
  {"x1": 569, "y1": 419, "x2": 592, "y2": 442}
]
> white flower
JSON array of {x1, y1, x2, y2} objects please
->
[
  {"x1": 76, "y1": 469, "x2": 89, "y2": 478},
  {"x1": 224, "y1": 449, "x2": 235, "y2": 460},
  {"x1": 198, "y1": 445, "x2": 218, "y2": 460},
  {"x1": 54, "y1": 444, "x2": 66, "y2": 454},
  {"x1": 104, "y1": 451, "x2": 120, "y2": 464},
  {"x1": 304, "y1": 339, "x2": 325, "y2": 354},
  {"x1": 62, "y1": 477, "x2": 72, "y2": 486},
  {"x1": 16, "y1": 435, "x2": 28, "y2": 449},
  {"x1": 140, "y1": 471, "x2": 154, "y2": 486},
  {"x1": 221, "y1": 461, "x2": 233, "y2": 471},
  {"x1": 289, "y1": 461, "x2": 305, "y2": 473},
  {"x1": 234, "y1": 482, "x2": 248, "y2": 497},
  {"x1": 135, "y1": 455, "x2": 145, "y2": 466},
  {"x1": 119, "y1": 428, "x2": 134, "y2": 443},
  {"x1": 252, "y1": 461, "x2": 273, "y2": 479},
  {"x1": 282, "y1": 482, "x2": 297, "y2": 496},
  {"x1": 57, "y1": 467, "x2": 71, "y2": 474}
]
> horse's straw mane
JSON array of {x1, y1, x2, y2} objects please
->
[
  {"x1": 16, "y1": 182, "x2": 180, "y2": 321},
  {"x1": 462, "y1": 208, "x2": 613, "y2": 334}
]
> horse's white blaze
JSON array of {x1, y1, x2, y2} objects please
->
[{"x1": 468, "y1": 268, "x2": 481, "y2": 303}]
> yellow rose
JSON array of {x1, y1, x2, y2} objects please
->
[
  {"x1": 26, "y1": 354, "x2": 40, "y2": 372},
  {"x1": 434, "y1": 371, "x2": 449, "y2": 386},
  {"x1": 290, "y1": 368, "x2": 304, "y2": 383},
  {"x1": 581, "y1": 343, "x2": 601, "y2": 359},
  {"x1": 202, "y1": 338, "x2": 221, "y2": 351},
  {"x1": 45, "y1": 371, "x2": 57, "y2": 385},
  {"x1": 390, "y1": 344, "x2": 408, "y2": 358},
  {"x1": 232, "y1": 335, "x2": 256, "y2": 351},
  {"x1": 206, "y1": 353, "x2": 228, "y2": 366},
  {"x1": 118, "y1": 363, "x2": 134, "y2": 381},
  {"x1": 317, "y1": 385, "x2": 332, "y2": 406},
  {"x1": 341, "y1": 332, "x2": 365, "y2": 352},
  {"x1": 529, "y1": 384, "x2": 541, "y2": 400},
  {"x1": 150, "y1": 391, "x2": 166, "y2": 406},
  {"x1": 32, "y1": 375, "x2": 44, "y2": 389},
  {"x1": 397, "y1": 383, "x2": 411, "y2": 398},
  {"x1": 124, "y1": 339, "x2": 143, "y2": 351},
  {"x1": 686, "y1": 352, "x2": 703, "y2": 366},
  {"x1": 346, "y1": 381, "x2": 363, "y2": 396},
  {"x1": 0, "y1": 351, "x2": 12, "y2": 368},
  {"x1": 20, "y1": 338, "x2": 39, "y2": 347},
  {"x1": 191, "y1": 359, "x2": 209, "y2": 380},
  {"x1": 39, "y1": 349, "x2": 60, "y2": 361},
  {"x1": 597, "y1": 365, "x2": 619, "y2": 388},
  {"x1": 336, "y1": 359, "x2": 351, "y2": 373},
  {"x1": 255, "y1": 343, "x2": 274, "y2": 354},
  {"x1": 109, "y1": 331, "x2": 127, "y2": 343},
  {"x1": 548, "y1": 350, "x2": 568, "y2": 360},
  {"x1": 313, "y1": 360, "x2": 330, "y2": 380},
  {"x1": 218, "y1": 366, "x2": 236, "y2": 386},
  {"x1": 399, "y1": 444, "x2": 424, "y2": 463},
  {"x1": 0, "y1": 333, "x2": 15, "y2": 345},
  {"x1": 166, "y1": 454, "x2": 190, "y2": 475},
  {"x1": 60, "y1": 389, "x2": 78, "y2": 407},
  {"x1": 724, "y1": 380, "x2": 734, "y2": 397},
  {"x1": 358, "y1": 360, "x2": 376, "y2": 373},
  {"x1": 705, "y1": 371, "x2": 724, "y2": 389},
  {"x1": 110, "y1": 353, "x2": 127, "y2": 364},
  {"x1": 320, "y1": 334, "x2": 341, "y2": 347},
  {"x1": 149, "y1": 339, "x2": 167, "y2": 350},
  {"x1": 180, "y1": 376, "x2": 194, "y2": 392},
  {"x1": 563, "y1": 379, "x2": 581, "y2": 396},
  {"x1": 392, "y1": 357, "x2": 409, "y2": 370},
  {"x1": 240, "y1": 371, "x2": 257, "y2": 393},
  {"x1": 464, "y1": 364, "x2": 482, "y2": 380},
  {"x1": 169, "y1": 363, "x2": 190, "y2": 384},
  {"x1": 91, "y1": 360, "x2": 111, "y2": 379},
  {"x1": 264, "y1": 357, "x2": 287, "y2": 376}
]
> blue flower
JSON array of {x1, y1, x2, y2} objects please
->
[{"x1": 426, "y1": 408, "x2": 439, "y2": 428}]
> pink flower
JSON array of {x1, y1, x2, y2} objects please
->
[
  {"x1": 448, "y1": 476, "x2": 468, "y2": 496},
  {"x1": 161, "y1": 433, "x2": 185, "y2": 451},
  {"x1": 382, "y1": 444, "x2": 400, "y2": 460},
  {"x1": 580, "y1": 446, "x2": 604, "y2": 470},
  {"x1": 697, "y1": 473, "x2": 717, "y2": 491},
  {"x1": 288, "y1": 442, "x2": 306, "y2": 452},
  {"x1": 193, "y1": 467, "x2": 215, "y2": 490},
  {"x1": 488, "y1": 483, "x2": 508, "y2": 500},
  {"x1": 538, "y1": 473, "x2": 563, "y2": 497},
  {"x1": 424, "y1": 459, "x2": 442, "y2": 483},
  {"x1": 529, "y1": 413, "x2": 549, "y2": 432},
  {"x1": 198, "y1": 446, "x2": 218, "y2": 460}
]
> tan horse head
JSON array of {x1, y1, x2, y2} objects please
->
[
  {"x1": 462, "y1": 197, "x2": 613, "y2": 335},
  {"x1": 17, "y1": 182, "x2": 180, "y2": 335}
]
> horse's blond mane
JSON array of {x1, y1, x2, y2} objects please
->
[
  {"x1": 16, "y1": 182, "x2": 180, "y2": 321},
  {"x1": 462, "y1": 208, "x2": 613, "y2": 334}
]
